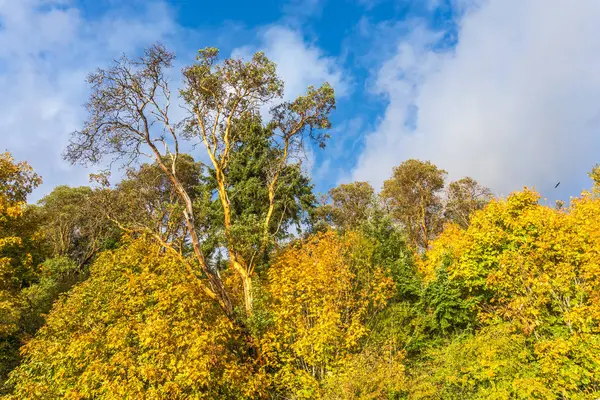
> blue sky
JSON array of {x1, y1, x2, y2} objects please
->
[{"x1": 2, "y1": 0, "x2": 600, "y2": 204}]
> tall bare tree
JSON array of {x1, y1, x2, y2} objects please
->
[{"x1": 65, "y1": 45, "x2": 335, "y2": 323}]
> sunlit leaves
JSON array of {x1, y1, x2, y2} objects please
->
[
  {"x1": 37, "y1": 186, "x2": 120, "y2": 267},
  {"x1": 417, "y1": 187, "x2": 600, "y2": 397},
  {"x1": 7, "y1": 239, "x2": 263, "y2": 399},
  {"x1": 263, "y1": 231, "x2": 394, "y2": 398},
  {"x1": 444, "y1": 177, "x2": 493, "y2": 229},
  {"x1": 0, "y1": 153, "x2": 42, "y2": 391},
  {"x1": 381, "y1": 159, "x2": 447, "y2": 250},
  {"x1": 314, "y1": 182, "x2": 375, "y2": 232}
]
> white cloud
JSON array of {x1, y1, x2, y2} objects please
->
[
  {"x1": 233, "y1": 26, "x2": 348, "y2": 102},
  {"x1": 259, "y1": 26, "x2": 348, "y2": 178},
  {"x1": 351, "y1": 0, "x2": 600, "y2": 199},
  {"x1": 0, "y1": 0, "x2": 347, "y2": 202},
  {"x1": 0, "y1": 0, "x2": 179, "y2": 201},
  {"x1": 264, "y1": 26, "x2": 348, "y2": 99}
]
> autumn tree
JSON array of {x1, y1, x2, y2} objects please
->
[
  {"x1": 381, "y1": 159, "x2": 447, "y2": 250},
  {"x1": 14, "y1": 186, "x2": 122, "y2": 342},
  {"x1": 416, "y1": 188, "x2": 600, "y2": 397},
  {"x1": 408, "y1": 324, "x2": 550, "y2": 399},
  {"x1": 65, "y1": 45, "x2": 335, "y2": 322},
  {"x1": 313, "y1": 181, "x2": 375, "y2": 232},
  {"x1": 321, "y1": 345, "x2": 407, "y2": 399},
  {"x1": 444, "y1": 177, "x2": 492, "y2": 229},
  {"x1": 6, "y1": 239, "x2": 266, "y2": 399},
  {"x1": 263, "y1": 231, "x2": 395, "y2": 398},
  {"x1": 0, "y1": 152, "x2": 41, "y2": 391},
  {"x1": 89, "y1": 154, "x2": 206, "y2": 255},
  {"x1": 37, "y1": 186, "x2": 120, "y2": 269}
]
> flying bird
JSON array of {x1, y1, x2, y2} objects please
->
[{"x1": 554, "y1": 182, "x2": 560, "y2": 188}]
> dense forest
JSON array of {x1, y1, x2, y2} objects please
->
[{"x1": 1, "y1": 45, "x2": 600, "y2": 399}]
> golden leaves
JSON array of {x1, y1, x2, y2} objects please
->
[
  {"x1": 264, "y1": 230, "x2": 394, "y2": 398},
  {"x1": 7, "y1": 239, "x2": 259, "y2": 399},
  {"x1": 415, "y1": 188, "x2": 600, "y2": 398},
  {"x1": 422, "y1": 188, "x2": 600, "y2": 336}
]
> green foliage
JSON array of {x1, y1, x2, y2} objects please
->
[
  {"x1": 409, "y1": 324, "x2": 543, "y2": 399},
  {"x1": 420, "y1": 264, "x2": 477, "y2": 336},
  {"x1": 409, "y1": 325, "x2": 600, "y2": 399},
  {"x1": 19, "y1": 257, "x2": 81, "y2": 336},
  {"x1": 381, "y1": 159, "x2": 447, "y2": 250},
  {"x1": 314, "y1": 182, "x2": 375, "y2": 232},
  {"x1": 203, "y1": 120, "x2": 316, "y2": 270},
  {"x1": 444, "y1": 177, "x2": 493, "y2": 229},
  {"x1": 367, "y1": 301, "x2": 428, "y2": 356},
  {"x1": 361, "y1": 211, "x2": 418, "y2": 302},
  {"x1": 94, "y1": 154, "x2": 205, "y2": 254},
  {"x1": 37, "y1": 186, "x2": 120, "y2": 267}
]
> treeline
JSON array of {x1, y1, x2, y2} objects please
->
[{"x1": 1, "y1": 45, "x2": 600, "y2": 399}]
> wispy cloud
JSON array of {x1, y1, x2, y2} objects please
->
[
  {"x1": 0, "y1": 0, "x2": 179, "y2": 201},
  {"x1": 351, "y1": 0, "x2": 600, "y2": 200},
  {"x1": 233, "y1": 25, "x2": 348, "y2": 102},
  {"x1": 232, "y1": 25, "x2": 349, "y2": 180}
]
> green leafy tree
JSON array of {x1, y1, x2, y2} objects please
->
[
  {"x1": 90, "y1": 154, "x2": 206, "y2": 254},
  {"x1": 408, "y1": 324, "x2": 550, "y2": 399},
  {"x1": 313, "y1": 182, "x2": 375, "y2": 232},
  {"x1": 37, "y1": 186, "x2": 120, "y2": 268},
  {"x1": 18, "y1": 257, "x2": 81, "y2": 335},
  {"x1": 360, "y1": 210, "x2": 418, "y2": 301},
  {"x1": 203, "y1": 120, "x2": 316, "y2": 274},
  {"x1": 444, "y1": 177, "x2": 493, "y2": 229},
  {"x1": 381, "y1": 159, "x2": 447, "y2": 250}
]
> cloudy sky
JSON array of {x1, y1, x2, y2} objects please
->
[{"x1": 2, "y1": 0, "x2": 599, "y2": 203}]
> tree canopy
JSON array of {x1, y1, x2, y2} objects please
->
[{"x1": 2, "y1": 42, "x2": 600, "y2": 400}]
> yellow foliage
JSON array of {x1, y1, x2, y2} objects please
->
[
  {"x1": 421, "y1": 188, "x2": 600, "y2": 335},
  {"x1": 409, "y1": 324, "x2": 554, "y2": 400},
  {"x1": 263, "y1": 230, "x2": 395, "y2": 398},
  {"x1": 322, "y1": 344, "x2": 407, "y2": 399},
  {"x1": 0, "y1": 152, "x2": 41, "y2": 219},
  {"x1": 410, "y1": 324, "x2": 600, "y2": 399},
  {"x1": 0, "y1": 152, "x2": 41, "y2": 340},
  {"x1": 417, "y1": 188, "x2": 600, "y2": 398},
  {"x1": 6, "y1": 239, "x2": 265, "y2": 399},
  {"x1": 534, "y1": 333, "x2": 600, "y2": 397}
]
